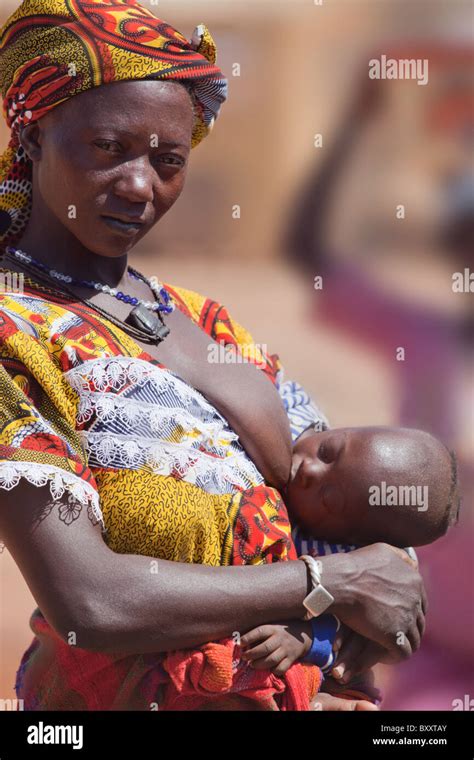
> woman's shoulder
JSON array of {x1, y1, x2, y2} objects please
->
[
  {"x1": 163, "y1": 282, "x2": 223, "y2": 313},
  {"x1": 163, "y1": 282, "x2": 236, "y2": 337}
]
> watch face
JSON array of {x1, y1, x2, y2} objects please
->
[{"x1": 304, "y1": 584, "x2": 335, "y2": 617}]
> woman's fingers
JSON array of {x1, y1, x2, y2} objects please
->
[
  {"x1": 346, "y1": 640, "x2": 387, "y2": 676},
  {"x1": 311, "y1": 693, "x2": 379, "y2": 711},
  {"x1": 406, "y1": 619, "x2": 421, "y2": 654},
  {"x1": 421, "y1": 583, "x2": 428, "y2": 616},
  {"x1": 417, "y1": 609, "x2": 426, "y2": 639},
  {"x1": 333, "y1": 623, "x2": 350, "y2": 655},
  {"x1": 332, "y1": 632, "x2": 366, "y2": 683}
]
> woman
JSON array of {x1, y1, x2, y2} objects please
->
[{"x1": 0, "y1": 0, "x2": 426, "y2": 711}]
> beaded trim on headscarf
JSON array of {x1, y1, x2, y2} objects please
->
[{"x1": 0, "y1": 0, "x2": 228, "y2": 247}]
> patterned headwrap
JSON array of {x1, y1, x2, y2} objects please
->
[{"x1": 0, "y1": 0, "x2": 228, "y2": 247}]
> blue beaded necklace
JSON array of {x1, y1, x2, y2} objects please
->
[
  {"x1": 4, "y1": 245, "x2": 175, "y2": 344},
  {"x1": 5, "y1": 246, "x2": 174, "y2": 315}
]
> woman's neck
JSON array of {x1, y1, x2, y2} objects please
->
[{"x1": 15, "y1": 214, "x2": 129, "y2": 288}]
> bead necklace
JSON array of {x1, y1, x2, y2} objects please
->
[
  {"x1": 6, "y1": 246, "x2": 174, "y2": 314},
  {"x1": 3, "y1": 246, "x2": 174, "y2": 345}
]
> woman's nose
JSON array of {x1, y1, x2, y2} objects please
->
[{"x1": 113, "y1": 158, "x2": 155, "y2": 204}]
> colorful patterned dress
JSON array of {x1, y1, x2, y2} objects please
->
[{"x1": 0, "y1": 266, "x2": 327, "y2": 710}]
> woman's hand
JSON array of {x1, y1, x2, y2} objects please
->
[
  {"x1": 310, "y1": 693, "x2": 379, "y2": 711},
  {"x1": 330, "y1": 547, "x2": 420, "y2": 682},
  {"x1": 331, "y1": 628, "x2": 388, "y2": 684},
  {"x1": 321, "y1": 542, "x2": 427, "y2": 663},
  {"x1": 315, "y1": 672, "x2": 381, "y2": 711}
]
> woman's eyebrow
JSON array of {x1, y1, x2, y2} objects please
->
[
  {"x1": 157, "y1": 139, "x2": 191, "y2": 150},
  {"x1": 87, "y1": 126, "x2": 188, "y2": 148}
]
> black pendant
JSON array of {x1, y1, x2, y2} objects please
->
[{"x1": 125, "y1": 304, "x2": 170, "y2": 341}]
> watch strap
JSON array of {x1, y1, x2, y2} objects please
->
[{"x1": 300, "y1": 554, "x2": 335, "y2": 620}]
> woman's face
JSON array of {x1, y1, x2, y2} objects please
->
[{"x1": 22, "y1": 79, "x2": 194, "y2": 257}]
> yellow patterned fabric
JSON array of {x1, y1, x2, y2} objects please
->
[{"x1": 96, "y1": 469, "x2": 232, "y2": 565}]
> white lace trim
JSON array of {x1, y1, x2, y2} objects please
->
[
  {"x1": 65, "y1": 356, "x2": 218, "y2": 411},
  {"x1": 75, "y1": 390, "x2": 239, "y2": 450},
  {"x1": 0, "y1": 461, "x2": 104, "y2": 529},
  {"x1": 65, "y1": 356, "x2": 265, "y2": 494},
  {"x1": 82, "y1": 432, "x2": 263, "y2": 493}
]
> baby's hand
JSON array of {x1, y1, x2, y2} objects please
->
[{"x1": 239, "y1": 621, "x2": 313, "y2": 677}]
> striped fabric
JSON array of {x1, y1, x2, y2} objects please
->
[
  {"x1": 277, "y1": 376, "x2": 329, "y2": 443},
  {"x1": 292, "y1": 531, "x2": 357, "y2": 559}
]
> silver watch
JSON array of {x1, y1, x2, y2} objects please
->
[{"x1": 299, "y1": 554, "x2": 335, "y2": 620}]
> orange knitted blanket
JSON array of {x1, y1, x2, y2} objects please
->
[{"x1": 158, "y1": 636, "x2": 322, "y2": 711}]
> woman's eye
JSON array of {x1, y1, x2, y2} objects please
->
[
  {"x1": 157, "y1": 154, "x2": 185, "y2": 167},
  {"x1": 94, "y1": 140, "x2": 121, "y2": 153}
]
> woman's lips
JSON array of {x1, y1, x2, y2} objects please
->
[{"x1": 101, "y1": 216, "x2": 144, "y2": 236}]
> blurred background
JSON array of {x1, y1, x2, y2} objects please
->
[{"x1": 1, "y1": 0, "x2": 473, "y2": 710}]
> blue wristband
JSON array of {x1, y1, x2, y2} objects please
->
[{"x1": 302, "y1": 614, "x2": 340, "y2": 670}]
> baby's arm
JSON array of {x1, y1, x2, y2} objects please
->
[
  {"x1": 240, "y1": 616, "x2": 384, "y2": 705},
  {"x1": 239, "y1": 614, "x2": 340, "y2": 676},
  {"x1": 239, "y1": 620, "x2": 313, "y2": 677}
]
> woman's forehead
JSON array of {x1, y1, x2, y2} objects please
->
[
  {"x1": 65, "y1": 78, "x2": 191, "y2": 112},
  {"x1": 48, "y1": 79, "x2": 194, "y2": 134}
]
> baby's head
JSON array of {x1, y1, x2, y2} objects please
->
[{"x1": 285, "y1": 426, "x2": 460, "y2": 547}]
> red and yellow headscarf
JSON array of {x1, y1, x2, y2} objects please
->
[{"x1": 0, "y1": 0, "x2": 228, "y2": 246}]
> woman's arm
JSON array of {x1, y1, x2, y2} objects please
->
[{"x1": 0, "y1": 480, "x2": 426, "y2": 658}]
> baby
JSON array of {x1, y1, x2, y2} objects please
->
[{"x1": 239, "y1": 425, "x2": 461, "y2": 706}]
